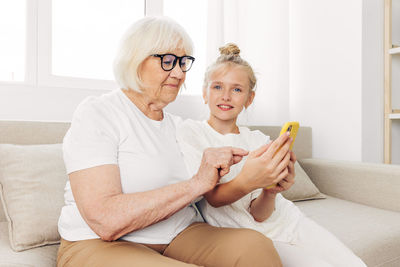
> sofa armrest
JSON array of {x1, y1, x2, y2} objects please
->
[{"x1": 298, "y1": 158, "x2": 400, "y2": 212}]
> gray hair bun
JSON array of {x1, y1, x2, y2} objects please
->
[{"x1": 219, "y1": 43, "x2": 240, "y2": 57}]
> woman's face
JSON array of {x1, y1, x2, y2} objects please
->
[
  {"x1": 204, "y1": 65, "x2": 254, "y2": 124},
  {"x1": 138, "y1": 48, "x2": 187, "y2": 107}
]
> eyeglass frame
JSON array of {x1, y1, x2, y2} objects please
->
[{"x1": 151, "y1": 54, "x2": 195, "y2": 72}]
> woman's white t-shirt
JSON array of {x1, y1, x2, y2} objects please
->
[
  {"x1": 58, "y1": 89, "x2": 200, "y2": 244},
  {"x1": 176, "y1": 119, "x2": 303, "y2": 243}
]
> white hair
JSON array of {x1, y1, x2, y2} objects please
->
[{"x1": 113, "y1": 16, "x2": 194, "y2": 92}]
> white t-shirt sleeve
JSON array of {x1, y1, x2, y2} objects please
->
[{"x1": 63, "y1": 98, "x2": 119, "y2": 174}]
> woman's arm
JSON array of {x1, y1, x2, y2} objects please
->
[{"x1": 70, "y1": 147, "x2": 247, "y2": 241}]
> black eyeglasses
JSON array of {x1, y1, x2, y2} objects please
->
[{"x1": 151, "y1": 54, "x2": 195, "y2": 72}]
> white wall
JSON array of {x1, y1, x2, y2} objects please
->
[
  {"x1": 236, "y1": 0, "x2": 290, "y2": 126},
  {"x1": 289, "y1": 0, "x2": 363, "y2": 161},
  {"x1": 0, "y1": 84, "x2": 106, "y2": 122}
]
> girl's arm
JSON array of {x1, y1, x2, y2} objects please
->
[
  {"x1": 250, "y1": 151, "x2": 297, "y2": 222},
  {"x1": 203, "y1": 173, "x2": 250, "y2": 207},
  {"x1": 205, "y1": 138, "x2": 297, "y2": 224},
  {"x1": 249, "y1": 190, "x2": 277, "y2": 222}
]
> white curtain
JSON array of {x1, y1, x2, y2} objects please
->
[
  {"x1": 206, "y1": 0, "x2": 240, "y2": 65},
  {"x1": 205, "y1": 0, "x2": 290, "y2": 125}
]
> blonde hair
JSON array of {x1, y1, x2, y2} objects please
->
[
  {"x1": 113, "y1": 16, "x2": 194, "y2": 92},
  {"x1": 203, "y1": 43, "x2": 257, "y2": 93}
]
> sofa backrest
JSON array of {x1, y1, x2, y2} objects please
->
[
  {"x1": 0, "y1": 121, "x2": 71, "y2": 145},
  {"x1": 0, "y1": 121, "x2": 312, "y2": 222},
  {"x1": 248, "y1": 126, "x2": 312, "y2": 160}
]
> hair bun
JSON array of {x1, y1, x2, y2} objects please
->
[{"x1": 219, "y1": 43, "x2": 240, "y2": 57}]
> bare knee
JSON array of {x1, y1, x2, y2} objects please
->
[{"x1": 228, "y1": 229, "x2": 282, "y2": 267}]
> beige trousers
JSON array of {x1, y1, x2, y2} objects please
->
[{"x1": 57, "y1": 222, "x2": 282, "y2": 267}]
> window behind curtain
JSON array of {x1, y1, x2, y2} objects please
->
[
  {"x1": 0, "y1": 0, "x2": 208, "y2": 95},
  {"x1": 52, "y1": 0, "x2": 144, "y2": 81}
]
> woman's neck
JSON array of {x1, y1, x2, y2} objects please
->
[
  {"x1": 207, "y1": 117, "x2": 239, "y2": 135},
  {"x1": 122, "y1": 89, "x2": 164, "y2": 121}
]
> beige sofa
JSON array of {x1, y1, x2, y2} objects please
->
[{"x1": 0, "y1": 121, "x2": 399, "y2": 267}]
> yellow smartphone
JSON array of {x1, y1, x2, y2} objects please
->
[
  {"x1": 279, "y1": 121, "x2": 299, "y2": 151},
  {"x1": 266, "y1": 121, "x2": 299, "y2": 189}
]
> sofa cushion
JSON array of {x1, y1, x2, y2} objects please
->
[
  {"x1": 296, "y1": 196, "x2": 400, "y2": 267},
  {"x1": 0, "y1": 144, "x2": 67, "y2": 252},
  {"x1": 0, "y1": 222, "x2": 59, "y2": 267},
  {"x1": 0, "y1": 200, "x2": 5, "y2": 222},
  {"x1": 281, "y1": 162, "x2": 326, "y2": 202}
]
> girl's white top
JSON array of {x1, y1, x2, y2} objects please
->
[
  {"x1": 58, "y1": 89, "x2": 200, "y2": 244},
  {"x1": 176, "y1": 119, "x2": 303, "y2": 243}
]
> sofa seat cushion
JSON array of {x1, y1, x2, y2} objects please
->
[
  {"x1": 295, "y1": 196, "x2": 400, "y2": 267},
  {"x1": 0, "y1": 222, "x2": 59, "y2": 267}
]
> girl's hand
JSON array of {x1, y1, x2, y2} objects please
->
[
  {"x1": 265, "y1": 151, "x2": 297, "y2": 193},
  {"x1": 237, "y1": 133, "x2": 292, "y2": 192},
  {"x1": 249, "y1": 151, "x2": 295, "y2": 222}
]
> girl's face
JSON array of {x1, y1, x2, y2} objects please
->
[{"x1": 204, "y1": 65, "x2": 255, "y2": 125}]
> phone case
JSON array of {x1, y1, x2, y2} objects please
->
[
  {"x1": 266, "y1": 121, "x2": 299, "y2": 189},
  {"x1": 279, "y1": 121, "x2": 299, "y2": 151}
]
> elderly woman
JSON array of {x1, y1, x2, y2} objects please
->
[{"x1": 56, "y1": 16, "x2": 283, "y2": 267}]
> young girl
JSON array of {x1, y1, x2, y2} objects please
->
[{"x1": 176, "y1": 43, "x2": 366, "y2": 267}]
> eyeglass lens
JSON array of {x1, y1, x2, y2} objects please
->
[{"x1": 162, "y1": 55, "x2": 194, "y2": 72}]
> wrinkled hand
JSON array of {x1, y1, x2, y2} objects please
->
[{"x1": 194, "y1": 147, "x2": 248, "y2": 192}]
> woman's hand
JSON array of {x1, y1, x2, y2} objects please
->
[
  {"x1": 193, "y1": 147, "x2": 248, "y2": 193},
  {"x1": 236, "y1": 132, "x2": 293, "y2": 192}
]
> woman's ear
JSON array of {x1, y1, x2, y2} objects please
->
[
  {"x1": 245, "y1": 91, "x2": 255, "y2": 108},
  {"x1": 203, "y1": 88, "x2": 208, "y2": 104}
]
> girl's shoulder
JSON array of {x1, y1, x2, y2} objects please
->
[
  {"x1": 176, "y1": 119, "x2": 212, "y2": 151},
  {"x1": 163, "y1": 112, "x2": 184, "y2": 128},
  {"x1": 177, "y1": 119, "x2": 204, "y2": 133},
  {"x1": 176, "y1": 119, "x2": 206, "y2": 141},
  {"x1": 238, "y1": 126, "x2": 271, "y2": 149},
  {"x1": 238, "y1": 126, "x2": 270, "y2": 140}
]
